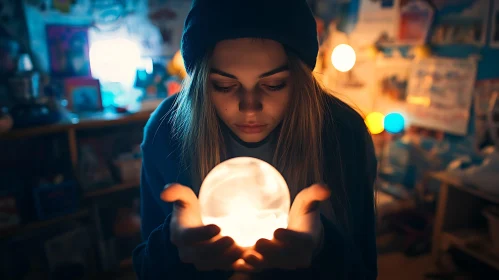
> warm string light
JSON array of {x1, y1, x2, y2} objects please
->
[
  {"x1": 199, "y1": 157, "x2": 290, "y2": 247},
  {"x1": 331, "y1": 43, "x2": 356, "y2": 72},
  {"x1": 365, "y1": 112, "x2": 385, "y2": 134}
]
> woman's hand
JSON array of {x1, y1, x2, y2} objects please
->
[
  {"x1": 240, "y1": 184, "x2": 330, "y2": 271},
  {"x1": 161, "y1": 183, "x2": 250, "y2": 271}
]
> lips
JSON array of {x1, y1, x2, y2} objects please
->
[{"x1": 234, "y1": 124, "x2": 267, "y2": 134}]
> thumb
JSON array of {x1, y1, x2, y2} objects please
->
[
  {"x1": 291, "y1": 184, "x2": 331, "y2": 215},
  {"x1": 161, "y1": 183, "x2": 202, "y2": 227},
  {"x1": 161, "y1": 183, "x2": 198, "y2": 210}
]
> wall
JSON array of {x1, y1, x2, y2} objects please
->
[
  {"x1": 327, "y1": 0, "x2": 499, "y2": 139},
  {"x1": 23, "y1": 0, "x2": 191, "y2": 74}
]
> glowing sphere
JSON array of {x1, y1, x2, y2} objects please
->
[
  {"x1": 384, "y1": 112, "x2": 405, "y2": 134},
  {"x1": 365, "y1": 112, "x2": 385, "y2": 135},
  {"x1": 331, "y1": 44, "x2": 356, "y2": 72},
  {"x1": 199, "y1": 157, "x2": 290, "y2": 247}
]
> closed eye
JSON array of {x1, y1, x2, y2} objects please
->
[
  {"x1": 263, "y1": 82, "x2": 287, "y2": 91},
  {"x1": 212, "y1": 82, "x2": 237, "y2": 93}
]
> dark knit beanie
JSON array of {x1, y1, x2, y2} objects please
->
[{"x1": 180, "y1": 0, "x2": 319, "y2": 75}]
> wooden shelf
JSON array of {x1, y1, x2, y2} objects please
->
[
  {"x1": 83, "y1": 181, "x2": 140, "y2": 199},
  {"x1": 428, "y1": 171, "x2": 499, "y2": 204},
  {"x1": 443, "y1": 229, "x2": 499, "y2": 270},
  {"x1": 0, "y1": 209, "x2": 89, "y2": 239},
  {"x1": 0, "y1": 110, "x2": 153, "y2": 140}
]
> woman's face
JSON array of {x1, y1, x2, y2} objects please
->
[{"x1": 209, "y1": 38, "x2": 291, "y2": 143}]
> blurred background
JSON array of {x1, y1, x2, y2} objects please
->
[{"x1": 0, "y1": 0, "x2": 499, "y2": 279}]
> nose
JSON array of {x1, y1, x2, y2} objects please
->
[{"x1": 238, "y1": 90, "x2": 263, "y2": 113}]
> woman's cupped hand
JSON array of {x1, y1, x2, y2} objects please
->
[
  {"x1": 161, "y1": 183, "x2": 252, "y2": 272},
  {"x1": 239, "y1": 184, "x2": 330, "y2": 272},
  {"x1": 161, "y1": 183, "x2": 330, "y2": 273}
]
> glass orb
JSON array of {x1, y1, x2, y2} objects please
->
[{"x1": 199, "y1": 157, "x2": 290, "y2": 247}]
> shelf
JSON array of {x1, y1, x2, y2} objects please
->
[
  {"x1": 428, "y1": 171, "x2": 499, "y2": 204},
  {"x1": 83, "y1": 181, "x2": 140, "y2": 199},
  {"x1": 0, "y1": 110, "x2": 153, "y2": 140},
  {"x1": 0, "y1": 209, "x2": 89, "y2": 239},
  {"x1": 443, "y1": 229, "x2": 499, "y2": 270}
]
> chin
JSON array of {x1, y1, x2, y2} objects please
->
[{"x1": 235, "y1": 132, "x2": 269, "y2": 143}]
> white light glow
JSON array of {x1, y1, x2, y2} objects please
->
[
  {"x1": 89, "y1": 38, "x2": 141, "y2": 86},
  {"x1": 331, "y1": 43, "x2": 356, "y2": 72},
  {"x1": 199, "y1": 157, "x2": 290, "y2": 247},
  {"x1": 139, "y1": 57, "x2": 154, "y2": 74}
]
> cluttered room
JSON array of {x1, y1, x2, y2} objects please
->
[{"x1": 1, "y1": 0, "x2": 499, "y2": 279}]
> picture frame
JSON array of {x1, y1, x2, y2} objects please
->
[
  {"x1": 396, "y1": 0, "x2": 434, "y2": 45},
  {"x1": 46, "y1": 24, "x2": 91, "y2": 77},
  {"x1": 405, "y1": 57, "x2": 477, "y2": 135},
  {"x1": 64, "y1": 77, "x2": 103, "y2": 113}
]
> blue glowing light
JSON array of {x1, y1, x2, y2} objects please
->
[{"x1": 384, "y1": 112, "x2": 405, "y2": 134}]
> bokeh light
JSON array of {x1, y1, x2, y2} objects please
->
[
  {"x1": 384, "y1": 112, "x2": 405, "y2": 134},
  {"x1": 331, "y1": 44, "x2": 356, "y2": 72},
  {"x1": 365, "y1": 112, "x2": 385, "y2": 135},
  {"x1": 89, "y1": 38, "x2": 141, "y2": 86}
]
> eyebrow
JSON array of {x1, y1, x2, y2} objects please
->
[{"x1": 210, "y1": 64, "x2": 289, "y2": 79}]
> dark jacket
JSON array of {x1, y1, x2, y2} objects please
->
[{"x1": 133, "y1": 94, "x2": 378, "y2": 279}]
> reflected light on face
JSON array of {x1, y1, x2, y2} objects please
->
[{"x1": 209, "y1": 38, "x2": 291, "y2": 143}]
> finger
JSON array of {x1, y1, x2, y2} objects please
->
[
  {"x1": 232, "y1": 259, "x2": 257, "y2": 273},
  {"x1": 222, "y1": 244, "x2": 245, "y2": 264},
  {"x1": 215, "y1": 246, "x2": 247, "y2": 271},
  {"x1": 195, "y1": 237, "x2": 245, "y2": 271},
  {"x1": 241, "y1": 252, "x2": 264, "y2": 271},
  {"x1": 161, "y1": 183, "x2": 198, "y2": 208},
  {"x1": 252, "y1": 238, "x2": 301, "y2": 270},
  {"x1": 253, "y1": 238, "x2": 291, "y2": 268},
  {"x1": 198, "y1": 236, "x2": 236, "y2": 257},
  {"x1": 254, "y1": 238, "x2": 281, "y2": 256},
  {"x1": 175, "y1": 225, "x2": 220, "y2": 246},
  {"x1": 292, "y1": 183, "x2": 331, "y2": 214}
]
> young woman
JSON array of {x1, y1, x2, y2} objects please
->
[{"x1": 133, "y1": 0, "x2": 378, "y2": 279}]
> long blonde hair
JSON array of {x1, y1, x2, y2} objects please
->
[{"x1": 172, "y1": 51, "x2": 327, "y2": 200}]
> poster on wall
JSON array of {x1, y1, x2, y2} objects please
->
[
  {"x1": 430, "y1": 0, "x2": 489, "y2": 46},
  {"x1": 46, "y1": 25, "x2": 92, "y2": 77},
  {"x1": 372, "y1": 55, "x2": 412, "y2": 114},
  {"x1": 405, "y1": 57, "x2": 477, "y2": 135},
  {"x1": 350, "y1": 0, "x2": 398, "y2": 47},
  {"x1": 490, "y1": 0, "x2": 499, "y2": 48},
  {"x1": 396, "y1": 0, "x2": 434, "y2": 45}
]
